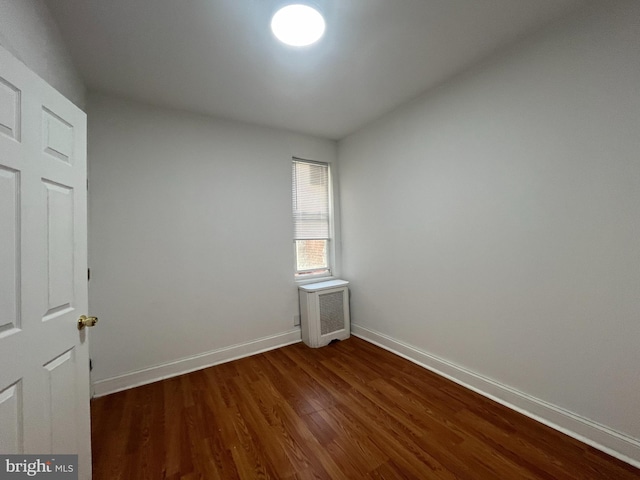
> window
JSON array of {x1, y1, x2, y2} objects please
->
[{"x1": 292, "y1": 159, "x2": 332, "y2": 278}]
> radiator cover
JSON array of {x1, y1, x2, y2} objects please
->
[{"x1": 298, "y1": 279, "x2": 350, "y2": 348}]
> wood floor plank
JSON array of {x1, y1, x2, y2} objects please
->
[{"x1": 91, "y1": 337, "x2": 640, "y2": 479}]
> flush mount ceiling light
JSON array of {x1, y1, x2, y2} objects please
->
[{"x1": 271, "y1": 4, "x2": 326, "y2": 47}]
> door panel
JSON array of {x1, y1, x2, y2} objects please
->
[
  {"x1": 43, "y1": 180, "x2": 75, "y2": 320},
  {"x1": 44, "y1": 348, "x2": 78, "y2": 454},
  {"x1": 0, "y1": 381, "x2": 22, "y2": 454},
  {"x1": 0, "y1": 166, "x2": 19, "y2": 334},
  {"x1": 42, "y1": 107, "x2": 74, "y2": 164},
  {"x1": 0, "y1": 46, "x2": 91, "y2": 478},
  {"x1": 0, "y1": 77, "x2": 20, "y2": 140}
]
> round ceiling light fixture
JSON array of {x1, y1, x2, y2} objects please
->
[{"x1": 271, "y1": 4, "x2": 326, "y2": 47}]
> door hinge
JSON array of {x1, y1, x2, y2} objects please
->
[
  {"x1": 88, "y1": 268, "x2": 91, "y2": 281},
  {"x1": 89, "y1": 358, "x2": 93, "y2": 371}
]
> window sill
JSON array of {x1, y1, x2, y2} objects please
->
[{"x1": 295, "y1": 274, "x2": 336, "y2": 286}]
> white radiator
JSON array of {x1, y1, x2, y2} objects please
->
[{"x1": 298, "y1": 279, "x2": 350, "y2": 348}]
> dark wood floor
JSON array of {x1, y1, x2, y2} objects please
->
[{"x1": 91, "y1": 337, "x2": 639, "y2": 479}]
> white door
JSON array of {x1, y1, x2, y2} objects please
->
[{"x1": 0, "y1": 46, "x2": 92, "y2": 478}]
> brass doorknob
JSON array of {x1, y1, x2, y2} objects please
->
[{"x1": 78, "y1": 315, "x2": 98, "y2": 330}]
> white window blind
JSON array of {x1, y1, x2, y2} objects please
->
[{"x1": 292, "y1": 159, "x2": 331, "y2": 276}]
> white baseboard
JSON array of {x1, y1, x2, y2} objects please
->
[
  {"x1": 92, "y1": 328, "x2": 302, "y2": 397},
  {"x1": 351, "y1": 323, "x2": 640, "y2": 469}
]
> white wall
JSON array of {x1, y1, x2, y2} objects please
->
[
  {"x1": 87, "y1": 93, "x2": 337, "y2": 390},
  {"x1": 0, "y1": 0, "x2": 85, "y2": 108},
  {"x1": 339, "y1": 0, "x2": 639, "y2": 463}
]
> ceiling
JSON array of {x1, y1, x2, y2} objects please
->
[{"x1": 45, "y1": 0, "x2": 586, "y2": 140}]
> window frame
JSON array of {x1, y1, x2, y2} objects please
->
[{"x1": 292, "y1": 157, "x2": 334, "y2": 282}]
